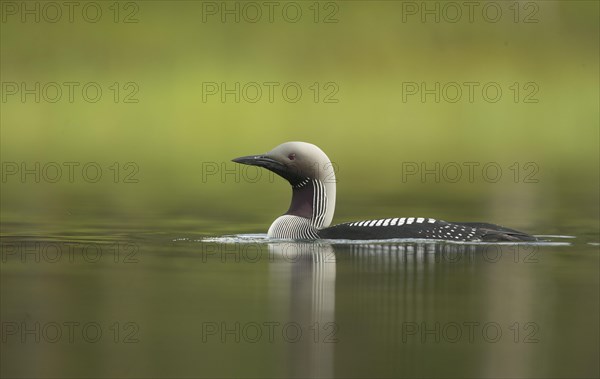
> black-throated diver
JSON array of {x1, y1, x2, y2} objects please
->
[{"x1": 232, "y1": 142, "x2": 536, "y2": 242}]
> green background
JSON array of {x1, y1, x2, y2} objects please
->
[{"x1": 1, "y1": 1, "x2": 598, "y2": 232}]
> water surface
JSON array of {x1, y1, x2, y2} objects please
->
[{"x1": 1, "y1": 218, "x2": 598, "y2": 378}]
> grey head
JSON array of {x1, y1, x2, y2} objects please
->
[{"x1": 233, "y1": 141, "x2": 337, "y2": 231}]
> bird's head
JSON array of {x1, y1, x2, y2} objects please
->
[{"x1": 232, "y1": 141, "x2": 335, "y2": 186}]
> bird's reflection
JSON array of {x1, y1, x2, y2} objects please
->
[
  {"x1": 268, "y1": 242, "x2": 336, "y2": 378},
  {"x1": 267, "y1": 241, "x2": 527, "y2": 378}
]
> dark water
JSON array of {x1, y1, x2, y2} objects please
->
[{"x1": 1, "y1": 220, "x2": 598, "y2": 378}]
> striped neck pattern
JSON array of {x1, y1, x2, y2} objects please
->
[
  {"x1": 268, "y1": 179, "x2": 330, "y2": 239},
  {"x1": 309, "y1": 179, "x2": 328, "y2": 229}
]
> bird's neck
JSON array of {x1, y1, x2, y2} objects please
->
[{"x1": 286, "y1": 178, "x2": 336, "y2": 229}]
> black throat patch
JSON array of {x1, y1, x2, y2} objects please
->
[{"x1": 285, "y1": 179, "x2": 313, "y2": 219}]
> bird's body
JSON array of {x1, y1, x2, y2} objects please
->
[
  {"x1": 319, "y1": 219, "x2": 536, "y2": 242},
  {"x1": 233, "y1": 141, "x2": 536, "y2": 242}
]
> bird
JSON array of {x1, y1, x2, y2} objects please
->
[{"x1": 232, "y1": 141, "x2": 537, "y2": 242}]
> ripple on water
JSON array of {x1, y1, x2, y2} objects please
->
[{"x1": 195, "y1": 234, "x2": 574, "y2": 246}]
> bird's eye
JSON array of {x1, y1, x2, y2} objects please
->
[{"x1": 288, "y1": 153, "x2": 296, "y2": 160}]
